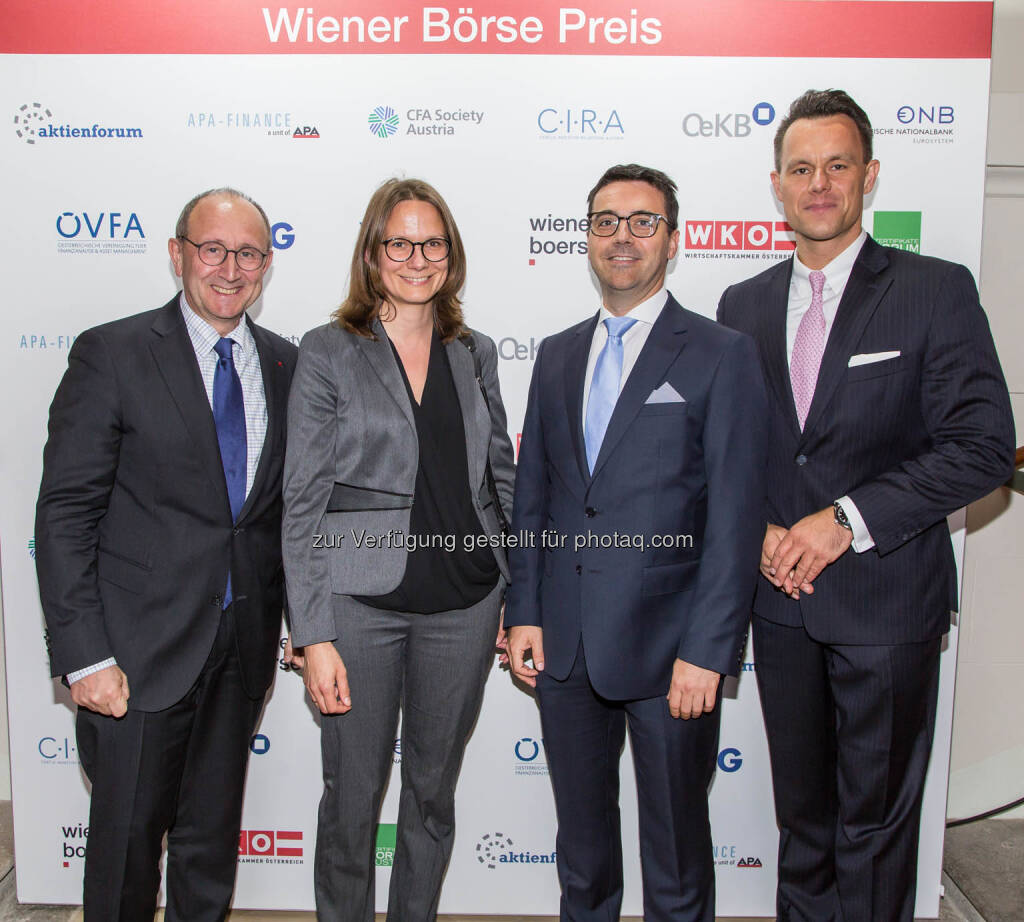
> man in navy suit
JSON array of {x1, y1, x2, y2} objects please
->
[
  {"x1": 717, "y1": 90, "x2": 1014, "y2": 922},
  {"x1": 506, "y1": 164, "x2": 768, "y2": 922}
]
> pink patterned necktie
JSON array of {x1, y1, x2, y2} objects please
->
[{"x1": 790, "y1": 269, "x2": 827, "y2": 430}]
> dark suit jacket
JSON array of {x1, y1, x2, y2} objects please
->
[
  {"x1": 35, "y1": 296, "x2": 298, "y2": 711},
  {"x1": 717, "y1": 236, "x2": 1014, "y2": 644},
  {"x1": 505, "y1": 294, "x2": 768, "y2": 700}
]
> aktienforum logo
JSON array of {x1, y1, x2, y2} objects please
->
[
  {"x1": 14, "y1": 102, "x2": 143, "y2": 145},
  {"x1": 368, "y1": 105, "x2": 399, "y2": 139},
  {"x1": 873, "y1": 211, "x2": 921, "y2": 253}
]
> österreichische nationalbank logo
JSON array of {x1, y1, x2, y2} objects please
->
[
  {"x1": 475, "y1": 831, "x2": 556, "y2": 869},
  {"x1": 368, "y1": 105, "x2": 399, "y2": 139},
  {"x1": 513, "y1": 736, "x2": 548, "y2": 776},
  {"x1": 14, "y1": 102, "x2": 143, "y2": 145}
]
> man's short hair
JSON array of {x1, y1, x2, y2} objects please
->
[
  {"x1": 175, "y1": 187, "x2": 272, "y2": 250},
  {"x1": 587, "y1": 164, "x2": 679, "y2": 230},
  {"x1": 774, "y1": 89, "x2": 874, "y2": 171}
]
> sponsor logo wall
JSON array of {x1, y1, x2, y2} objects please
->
[{"x1": 0, "y1": 0, "x2": 992, "y2": 915}]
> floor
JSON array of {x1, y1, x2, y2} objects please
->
[{"x1": 0, "y1": 801, "x2": 1019, "y2": 921}]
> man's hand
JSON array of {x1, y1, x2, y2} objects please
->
[
  {"x1": 70, "y1": 664, "x2": 130, "y2": 718},
  {"x1": 283, "y1": 634, "x2": 304, "y2": 670},
  {"x1": 667, "y1": 659, "x2": 720, "y2": 719},
  {"x1": 302, "y1": 641, "x2": 352, "y2": 714},
  {"x1": 768, "y1": 507, "x2": 853, "y2": 596},
  {"x1": 762, "y1": 523, "x2": 814, "y2": 599},
  {"x1": 495, "y1": 603, "x2": 509, "y2": 666},
  {"x1": 507, "y1": 625, "x2": 545, "y2": 687}
]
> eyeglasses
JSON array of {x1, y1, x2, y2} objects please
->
[
  {"x1": 382, "y1": 237, "x2": 450, "y2": 263},
  {"x1": 587, "y1": 212, "x2": 672, "y2": 238},
  {"x1": 180, "y1": 237, "x2": 268, "y2": 271}
]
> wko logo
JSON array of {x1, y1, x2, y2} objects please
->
[
  {"x1": 14, "y1": 102, "x2": 143, "y2": 145},
  {"x1": 683, "y1": 220, "x2": 795, "y2": 260},
  {"x1": 538, "y1": 108, "x2": 624, "y2": 139},
  {"x1": 369, "y1": 105, "x2": 400, "y2": 139},
  {"x1": 238, "y1": 829, "x2": 303, "y2": 863}
]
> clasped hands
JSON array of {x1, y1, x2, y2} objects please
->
[{"x1": 762, "y1": 507, "x2": 853, "y2": 599}]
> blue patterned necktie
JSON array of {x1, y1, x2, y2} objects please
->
[
  {"x1": 584, "y1": 316, "x2": 638, "y2": 472},
  {"x1": 213, "y1": 337, "x2": 246, "y2": 606}
]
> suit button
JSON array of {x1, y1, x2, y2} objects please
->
[
  {"x1": 575, "y1": 565, "x2": 582, "y2": 575},
  {"x1": 233, "y1": 527, "x2": 242, "y2": 536},
  {"x1": 795, "y1": 454, "x2": 807, "y2": 466},
  {"x1": 211, "y1": 595, "x2": 223, "y2": 607},
  {"x1": 585, "y1": 507, "x2": 597, "y2": 517}
]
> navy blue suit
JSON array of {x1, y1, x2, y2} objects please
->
[
  {"x1": 506, "y1": 294, "x2": 767, "y2": 922},
  {"x1": 717, "y1": 236, "x2": 1014, "y2": 922}
]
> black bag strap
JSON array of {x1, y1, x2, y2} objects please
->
[{"x1": 462, "y1": 333, "x2": 511, "y2": 536}]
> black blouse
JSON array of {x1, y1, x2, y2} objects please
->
[{"x1": 357, "y1": 331, "x2": 499, "y2": 613}]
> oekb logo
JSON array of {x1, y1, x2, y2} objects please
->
[
  {"x1": 682, "y1": 102, "x2": 775, "y2": 138},
  {"x1": 684, "y1": 220, "x2": 795, "y2": 251},
  {"x1": 238, "y1": 829, "x2": 303, "y2": 857}
]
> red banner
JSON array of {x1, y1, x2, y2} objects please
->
[{"x1": 1, "y1": 0, "x2": 993, "y2": 57}]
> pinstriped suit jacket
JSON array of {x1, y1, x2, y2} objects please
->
[
  {"x1": 282, "y1": 318, "x2": 515, "y2": 648},
  {"x1": 717, "y1": 235, "x2": 1014, "y2": 644}
]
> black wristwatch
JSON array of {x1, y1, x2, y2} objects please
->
[{"x1": 833, "y1": 500, "x2": 853, "y2": 531}]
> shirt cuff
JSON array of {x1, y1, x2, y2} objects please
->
[
  {"x1": 837, "y1": 495, "x2": 875, "y2": 553},
  {"x1": 66, "y1": 658, "x2": 117, "y2": 685}
]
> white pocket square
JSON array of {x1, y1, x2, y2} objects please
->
[
  {"x1": 848, "y1": 350, "x2": 900, "y2": 367},
  {"x1": 645, "y1": 382, "x2": 686, "y2": 404}
]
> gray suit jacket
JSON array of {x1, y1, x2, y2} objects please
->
[{"x1": 283, "y1": 319, "x2": 515, "y2": 646}]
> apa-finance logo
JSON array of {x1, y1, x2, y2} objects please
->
[
  {"x1": 369, "y1": 105, "x2": 400, "y2": 139},
  {"x1": 238, "y1": 829, "x2": 304, "y2": 864},
  {"x1": 873, "y1": 211, "x2": 921, "y2": 254},
  {"x1": 56, "y1": 210, "x2": 146, "y2": 257},
  {"x1": 476, "y1": 832, "x2": 555, "y2": 869},
  {"x1": 713, "y1": 843, "x2": 763, "y2": 868},
  {"x1": 376, "y1": 823, "x2": 397, "y2": 866},
  {"x1": 513, "y1": 736, "x2": 548, "y2": 776},
  {"x1": 14, "y1": 102, "x2": 143, "y2": 145},
  {"x1": 184, "y1": 110, "x2": 309, "y2": 139}
]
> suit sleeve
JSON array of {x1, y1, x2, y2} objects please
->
[
  {"x1": 282, "y1": 329, "x2": 341, "y2": 648},
  {"x1": 35, "y1": 329, "x2": 122, "y2": 677},
  {"x1": 677, "y1": 332, "x2": 768, "y2": 676},
  {"x1": 476, "y1": 332, "x2": 516, "y2": 518},
  {"x1": 848, "y1": 264, "x2": 1015, "y2": 556},
  {"x1": 504, "y1": 338, "x2": 549, "y2": 628}
]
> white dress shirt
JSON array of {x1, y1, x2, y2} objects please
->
[
  {"x1": 581, "y1": 288, "x2": 669, "y2": 424},
  {"x1": 786, "y1": 230, "x2": 874, "y2": 553},
  {"x1": 67, "y1": 297, "x2": 269, "y2": 684}
]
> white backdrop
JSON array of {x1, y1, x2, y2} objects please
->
[{"x1": 0, "y1": 1, "x2": 993, "y2": 915}]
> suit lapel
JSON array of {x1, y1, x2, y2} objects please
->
[
  {"x1": 148, "y1": 299, "x2": 231, "y2": 516},
  {"x1": 447, "y1": 336, "x2": 489, "y2": 495},
  {"x1": 801, "y1": 238, "x2": 893, "y2": 441},
  {"x1": 355, "y1": 320, "x2": 416, "y2": 431},
  {"x1": 759, "y1": 260, "x2": 802, "y2": 439},
  {"x1": 590, "y1": 298, "x2": 688, "y2": 481},
  {"x1": 565, "y1": 314, "x2": 599, "y2": 484}
]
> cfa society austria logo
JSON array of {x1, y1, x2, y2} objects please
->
[
  {"x1": 14, "y1": 102, "x2": 143, "y2": 145},
  {"x1": 368, "y1": 105, "x2": 400, "y2": 139}
]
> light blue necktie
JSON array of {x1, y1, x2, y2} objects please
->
[{"x1": 584, "y1": 316, "x2": 637, "y2": 472}]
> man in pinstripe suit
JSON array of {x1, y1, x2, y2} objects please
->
[{"x1": 718, "y1": 90, "x2": 1014, "y2": 922}]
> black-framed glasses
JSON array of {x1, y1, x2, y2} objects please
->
[
  {"x1": 587, "y1": 212, "x2": 672, "y2": 238},
  {"x1": 180, "y1": 236, "x2": 268, "y2": 271},
  {"x1": 382, "y1": 237, "x2": 450, "y2": 262}
]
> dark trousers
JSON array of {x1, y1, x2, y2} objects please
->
[
  {"x1": 313, "y1": 581, "x2": 502, "y2": 922},
  {"x1": 753, "y1": 617, "x2": 941, "y2": 922},
  {"x1": 536, "y1": 642, "x2": 722, "y2": 922},
  {"x1": 76, "y1": 606, "x2": 264, "y2": 922}
]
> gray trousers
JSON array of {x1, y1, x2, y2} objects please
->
[{"x1": 314, "y1": 580, "x2": 502, "y2": 922}]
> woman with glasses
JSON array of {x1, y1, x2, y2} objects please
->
[{"x1": 282, "y1": 177, "x2": 514, "y2": 920}]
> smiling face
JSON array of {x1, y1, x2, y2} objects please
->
[
  {"x1": 376, "y1": 200, "x2": 449, "y2": 314},
  {"x1": 771, "y1": 115, "x2": 880, "y2": 269},
  {"x1": 168, "y1": 194, "x2": 272, "y2": 335},
  {"x1": 587, "y1": 180, "x2": 679, "y2": 315}
]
